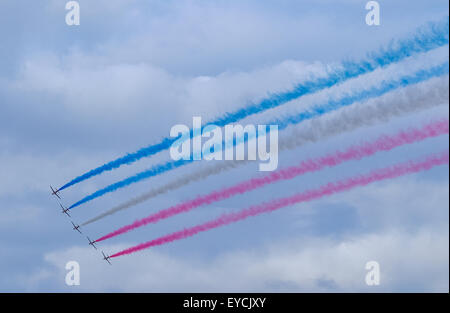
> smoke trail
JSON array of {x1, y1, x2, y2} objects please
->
[
  {"x1": 82, "y1": 75, "x2": 449, "y2": 226},
  {"x1": 95, "y1": 119, "x2": 449, "y2": 242},
  {"x1": 59, "y1": 17, "x2": 449, "y2": 192},
  {"x1": 110, "y1": 151, "x2": 449, "y2": 257},
  {"x1": 69, "y1": 62, "x2": 449, "y2": 209}
]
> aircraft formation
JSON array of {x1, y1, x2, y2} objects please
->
[{"x1": 50, "y1": 186, "x2": 112, "y2": 265}]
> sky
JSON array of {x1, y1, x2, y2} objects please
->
[{"x1": 0, "y1": 0, "x2": 448, "y2": 292}]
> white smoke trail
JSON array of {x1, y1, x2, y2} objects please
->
[{"x1": 82, "y1": 75, "x2": 449, "y2": 226}]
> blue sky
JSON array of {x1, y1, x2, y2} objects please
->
[{"x1": 0, "y1": 0, "x2": 448, "y2": 292}]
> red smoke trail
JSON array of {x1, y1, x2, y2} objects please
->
[
  {"x1": 110, "y1": 151, "x2": 449, "y2": 258},
  {"x1": 97, "y1": 119, "x2": 449, "y2": 244}
]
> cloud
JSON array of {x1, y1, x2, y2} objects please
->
[
  {"x1": 33, "y1": 227, "x2": 448, "y2": 292},
  {"x1": 0, "y1": 1, "x2": 448, "y2": 293},
  {"x1": 20, "y1": 177, "x2": 448, "y2": 292},
  {"x1": 1, "y1": 51, "x2": 327, "y2": 159}
]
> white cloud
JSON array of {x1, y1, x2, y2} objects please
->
[
  {"x1": 32, "y1": 227, "x2": 448, "y2": 292},
  {"x1": 0, "y1": 0, "x2": 448, "y2": 293},
  {"x1": 21, "y1": 177, "x2": 449, "y2": 292}
]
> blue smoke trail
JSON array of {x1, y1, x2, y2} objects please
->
[
  {"x1": 68, "y1": 62, "x2": 449, "y2": 209},
  {"x1": 59, "y1": 17, "x2": 450, "y2": 192}
]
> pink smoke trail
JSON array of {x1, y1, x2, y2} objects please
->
[
  {"x1": 97, "y1": 119, "x2": 449, "y2": 244},
  {"x1": 110, "y1": 150, "x2": 449, "y2": 258}
]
